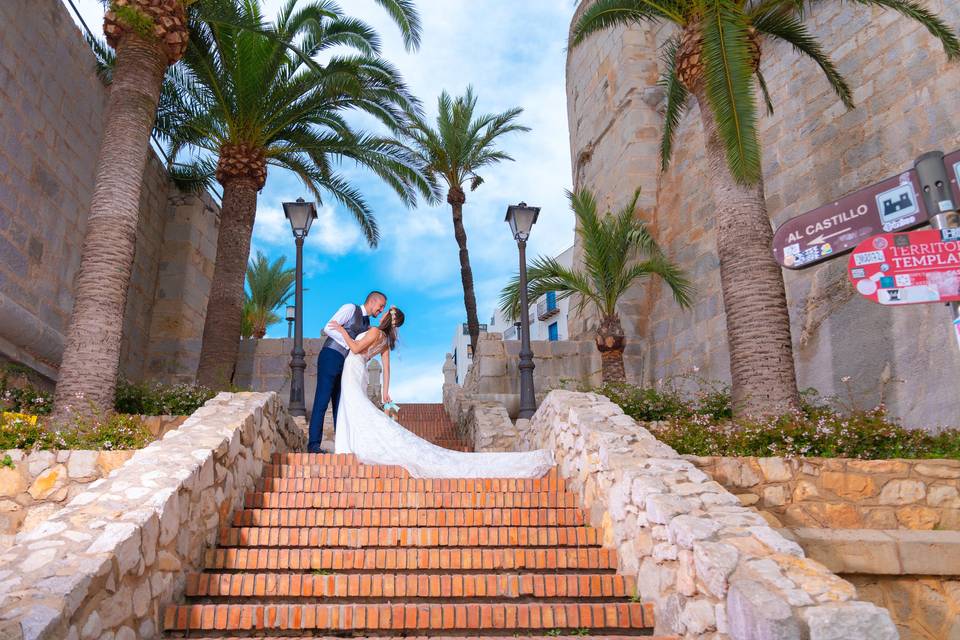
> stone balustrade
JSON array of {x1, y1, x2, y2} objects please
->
[
  {"x1": 0, "y1": 392, "x2": 304, "y2": 640},
  {"x1": 467, "y1": 389, "x2": 896, "y2": 639}
]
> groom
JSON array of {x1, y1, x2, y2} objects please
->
[{"x1": 307, "y1": 290, "x2": 387, "y2": 453}]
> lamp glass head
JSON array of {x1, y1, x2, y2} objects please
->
[
  {"x1": 282, "y1": 197, "x2": 318, "y2": 238},
  {"x1": 285, "y1": 305, "x2": 296, "y2": 322},
  {"x1": 505, "y1": 202, "x2": 540, "y2": 241}
]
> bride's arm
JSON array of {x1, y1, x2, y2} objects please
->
[
  {"x1": 381, "y1": 349, "x2": 391, "y2": 404},
  {"x1": 331, "y1": 324, "x2": 381, "y2": 354}
]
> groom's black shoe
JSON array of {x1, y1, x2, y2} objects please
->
[{"x1": 307, "y1": 444, "x2": 323, "y2": 454}]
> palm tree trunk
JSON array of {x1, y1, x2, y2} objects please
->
[
  {"x1": 595, "y1": 313, "x2": 626, "y2": 383},
  {"x1": 695, "y1": 96, "x2": 800, "y2": 417},
  {"x1": 50, "y1": 34, "x2": 168, "y2": 425},
  {"x1": 448, "y1": 187, "x2": 481, "y2": 352},
  {"x1": 196, "y1": 179, "x2": 259, "y2": 389}
]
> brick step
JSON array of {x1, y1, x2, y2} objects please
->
[
  {"x1": 263, "y1": 465, "x2": 563, "y2": 485},
  {"x1": 203, "y1": 548, "x2": 619, "y2": 572},
  {"x1": 234, "y1": 508, "x2": 585, "y2": 528},
  {"x1": 162, "y1": 602, "x2": 654, "y2": 633},
  {"x1": 257, "y1": 476, "x2": 565, "y2": 493},
  {"x1": 175, "y1": 636, "x2": 670, "y2": 639},
  {"x1": 217, "y1": 526, "x2": 601, "y2": 549},
  {"x1": 186, "y1": 573, "x2": 636, "y2": 600},
  {"x1": 245, "y1": 492, "x2": 578, "y2": 509}
]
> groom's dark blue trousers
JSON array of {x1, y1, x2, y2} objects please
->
[{"x1": 308, "y1": 347, "x2": 346, "y2": 452}]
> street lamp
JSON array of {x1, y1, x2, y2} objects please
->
[
  {"x1": 282, "y1": 197, "x2": 318, "y2": 417},
  {"x1": 285, "y1": 305, "x2": 295, "y2": 338},
  {"x1": 505, "y1": 202, "x2": 540, "y2": 419}
]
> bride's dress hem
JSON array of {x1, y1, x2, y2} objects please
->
[{"x1": 333, "y1": 334, "x2": 554, "y2": 480}]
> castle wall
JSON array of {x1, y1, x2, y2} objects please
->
[
  {"x1": 567, "y1": 0, "x2": 960, "y2": 426},
  {"x1": 0, "y1": 0, "x2": 219, "y2": 384}
]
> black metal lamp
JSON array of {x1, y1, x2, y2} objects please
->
[
  {"x1": 505, "y1": 202, "x2": 540, "y2": 419},
  {"x1": 505, "y1": 202, "x2": 540, "y2": 242},
  {"x1": 282, "y1": 198, "x2": 318, "y2": 417}
]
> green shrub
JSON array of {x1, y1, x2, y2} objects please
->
[
  {"x1": 114, "y1": 379, "x2": 215, "y2": 416},
  {"x1": 595, "y1": 382, "x2": 960, "y2": 460},
  {"x1": 0, "y1": 366, "x2": 52, "y2": 415},
  {"x1": 0, "y1": 413, "x2": 152, "y2": 451}
]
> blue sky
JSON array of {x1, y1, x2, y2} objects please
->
[{"x1": 66, "y1": 0, "x2": 577, "y2": 400}]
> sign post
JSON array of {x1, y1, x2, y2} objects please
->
[{"x1": 915, "y1": 151, "x2": 960, "y2": 343}]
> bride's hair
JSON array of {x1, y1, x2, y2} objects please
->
[{"x1": 377, "y1": 307, "x2": 405, "y2": 350}]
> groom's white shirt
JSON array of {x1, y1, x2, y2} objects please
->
[{"x1": 324, "y1": 303, "x2": 368, "y2": 351}]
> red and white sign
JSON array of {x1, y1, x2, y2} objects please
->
[{"x1": 848, "y1": 229, "x2": 960, "y2": 305}]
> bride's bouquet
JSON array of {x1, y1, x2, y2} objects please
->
[{"x1": 383, "y1": 401, "x2": 400, "y2": 421}]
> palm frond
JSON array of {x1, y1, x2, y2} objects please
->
[
  {"x1": 750, "y1": 8, "x2": 853, "y2": 109},
  {"x1": 843, "y1": 0, "x2": 959, "y2": 60},
  {"x1": 657, "y1": 35, "x2": 690, "y2": 171},
  {"x1": 499, "y1": 187, "x2": 691, "y2": 323},
  {"x1": 370, "y1": 0, "x2": 422, "y2": 51},
  {"x1": 702, "y1": 0, "x2": 762, "y2": 183},
  {"x1": 571, "y1": 0, "x2": 686, "y2": 47}
]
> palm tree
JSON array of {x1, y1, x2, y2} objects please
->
[
  {"x1": 49, "y1": 0, "x2": 361, "y2": 421},
  {"x1": 49, "y1": 0, "x2": 192, "y2": 423},
  {"x1": 244, "y1": 251, "x2": 295, "y2": 339},
  {"x1": 571, "y1": 0, "x2": 959, "y2": 416},
  {"x1": 500, "y1": 188, "x2": 693, "y2": 383},
  {"x1": 399, "y1": 88, "x2": 530, "y2": 354},
  {"x1": 160, "y1": 0, "x2": 431, "y2": 389}
]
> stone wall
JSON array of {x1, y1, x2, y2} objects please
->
[
  {"x1": 0, "y1": 417, "x2": 186, "y2": 549},
  {"x1": 566, "y1": 0, "x2": 960, "y2": 427},
  {"x1": 0, "y1": 0, "x2": 220, "y2": 385},
  {"x1": 0, "y1": 392, "x2": 304, "y2": 639},
  {"x1": 689, "y1": 455, "x2": 960, "y2": 530},
  {"x1": 459, "y1": 333, "x2": 601, "y2": 417},
  {"x1": 467, "y1": 389, "x2": 894, "y2": 639},
  {"x1": 784, "y1": 528, "x2": 960, "y2": 640}
]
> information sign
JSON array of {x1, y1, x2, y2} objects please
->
[
  {"x1": 774, "y1": 172, "x2": 928, "y2": 269},
  {"x1": 848, "y1": 229, "x2": 960, "y2": 305}
]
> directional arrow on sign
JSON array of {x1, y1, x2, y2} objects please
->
[{"x1": 808, "y1": 227, "x2": 852, "y2": 245}]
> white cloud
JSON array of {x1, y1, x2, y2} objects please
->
[{"x1": 389, "y1": 359, "x2": 444, "y2": 402}]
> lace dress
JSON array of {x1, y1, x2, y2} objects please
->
[{"x1": 334, "y1": 332, "x2": 554, "y2": 478}]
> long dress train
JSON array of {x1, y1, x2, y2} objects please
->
[{"x1": 334, "y1": 332, "x2": 554, "y2": 479}]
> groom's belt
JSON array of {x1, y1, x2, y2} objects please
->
[{"x1": 321, "y1": 337, "x2": 349, "y2": 356}]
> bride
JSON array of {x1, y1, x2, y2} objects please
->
[{"x1": 328, "y1": 307, "x2": 554, "y2": 479}]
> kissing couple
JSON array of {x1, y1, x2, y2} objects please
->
[{"x1": 306, "y1": 291, "x2": 553, "y2": 478}]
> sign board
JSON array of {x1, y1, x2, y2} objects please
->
[
  {"x1": 848, "y1": 229, "x2": 960, "y2": 305},
  {"x1": 774, "y1": 171, "x2": 928, "y2": 269},
  {"x1": 946, "y1": 148, "x2": 960, "y2": 207}
]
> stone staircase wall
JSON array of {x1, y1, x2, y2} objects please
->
[
  {"x1": 462, "y1": 389, "x2": 898, "y2": 639},
  {"x1": 0, "y1": 392, "x2": 303, "y2": 640}
]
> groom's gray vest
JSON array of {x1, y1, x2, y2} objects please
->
[{"x1": 322, "y1": 305, "x2": 367, "y2": 356}]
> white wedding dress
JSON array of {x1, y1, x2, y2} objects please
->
[{"x1": 334, "y1": 332, "x2": 554, "y2": 478}]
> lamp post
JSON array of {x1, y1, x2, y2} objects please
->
[
  {"x1": 285, "y1": 305, "x2": 295, "y2": 338},
  {"x1": 505, "y1": 202, "x2": 540, "y2": 419},
  {"x1": 282, "y1": 197, "x2": 318, "y2": 417}
]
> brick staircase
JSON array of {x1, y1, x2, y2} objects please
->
[
  {"x1": 163, "y1": 404, "x2": 667, "y2": 638},
  {"x1": 395, "y1": 402, "x2": 472, "y2": 452}
]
